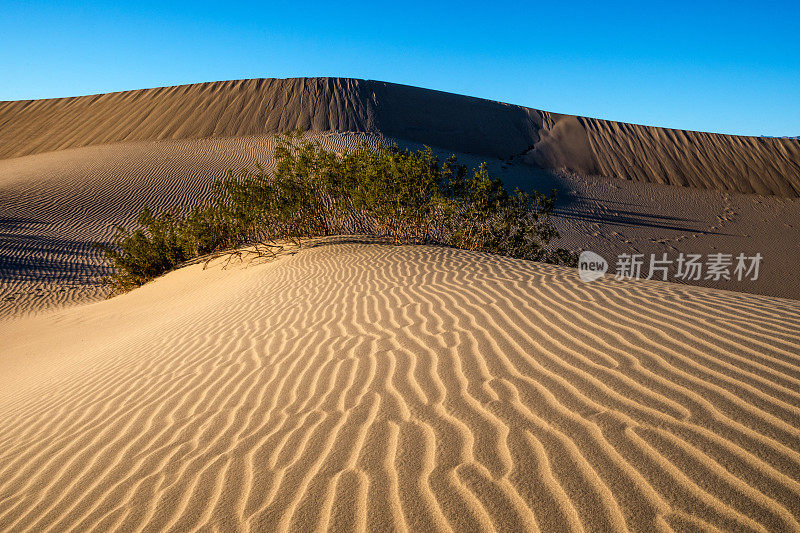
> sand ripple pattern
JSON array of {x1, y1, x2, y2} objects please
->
[
  {"x1": 2, "y1": 77, "x2": 798, "y2": 196},
  {"x1": 0, "y1": 133, "x2": 389, "y2": 316},
  {"x1": 1, "y1": 244, "x2": 799, "y2": 532}
]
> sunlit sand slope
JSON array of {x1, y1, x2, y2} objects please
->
[
  {"x1": 2, "y1": 244, "x2": 799, "y2": 531},
  {"x1": 2, "y1": 78, "x2": 798, "y2": 195}
]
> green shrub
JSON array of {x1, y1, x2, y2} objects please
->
[
  {"x1": 94, "y1": 207, "x2": 191, "y2": 292},
  {"x1": 95, "y1": 130, "x2": 576, "y2": 291}
]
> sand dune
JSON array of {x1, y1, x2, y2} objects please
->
[
  {"x1": 3, "y1": 78, "x2": 800, "y2": 316},
  {"x1": 3, "y1": 133, "x2": 800, "y2": 317},
  {"x1": 3, "y1": 128, "x2": 800, "y2": 317},
  {"x1": 4, "y1": 77, "x2": 800, "y2": 532},
  {"x1": 2, "y1": 78, "x2": 799, "y2": 196},
  {"x1": 0, "y1": 132, "x2": 390, "y2": 316},
  {"x1": 1, "y1": 243, "x2": 799, "y2": 531}
]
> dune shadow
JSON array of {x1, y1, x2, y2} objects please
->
[
  {"x1": 498, "y1": 168, "x2": 734, "y2": 236},
  {"x1": 0, "y1": 224, "x2": 106, "y2": 282},
  {"x1": 552, "y1": 208, "x2": 732, "y2": 235}
]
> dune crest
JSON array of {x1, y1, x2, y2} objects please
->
[
  {"x1": 2, "y1": 244, "x2": 800, "y2": 531},
  {"x1": 2, "y1": 78, "x2": 798, "y2": 195}
]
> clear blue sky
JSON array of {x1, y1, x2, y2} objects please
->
[{"x1": 2, "y1": 1, "x2": 798, "y2": 136}]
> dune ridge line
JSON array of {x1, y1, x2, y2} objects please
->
[{"x1": 2, "y1": 77, "x2": 799, "y2": 196}]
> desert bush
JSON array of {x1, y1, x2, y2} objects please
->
[
  {"x1": 94, "y1": 207, "x2": 191, "y2": 292},
  {"x1": 96, "y1": 130, "x2": 575, "y2": 291}
]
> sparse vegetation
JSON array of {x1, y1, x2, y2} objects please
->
[{"x1": 95, "y1": 130, "x2": 575, "y2": 292}]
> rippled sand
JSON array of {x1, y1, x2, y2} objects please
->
[{"x1": 2, "y1": 243, "x2": 799, "y2": 531}]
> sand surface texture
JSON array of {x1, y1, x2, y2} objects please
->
[
  {"x1": 2, "y1": 134, "x2": 800, "y2": 317},
  {"x1": 1, "y1": 243, "x2": 800, "y2": 531},
  {"x1": 2, "y1": 78, "x2": 799, "y2": 196},
  {"x1": 3, "y1": 78, "x2": 800, "y2": 316}
]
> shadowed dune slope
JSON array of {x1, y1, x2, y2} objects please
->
[
  {"x1": 2, "y1": 78, "x2": 798, "y2": 195},
  {"x1": 2, "y1": 244, "x2": 800, "y2": 531}
]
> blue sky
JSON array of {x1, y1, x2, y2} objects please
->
[{"x1": 2, "y1": 1, "x2": 798, "y2": 136}]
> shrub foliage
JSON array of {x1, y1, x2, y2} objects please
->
[{"x1": 95, "y1": 131, "x2": 575, "y2": 291}]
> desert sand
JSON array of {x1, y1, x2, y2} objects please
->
[
  {"x1": 1, "y1": 243, "x2": 800, "y2": 531},
  {"x1": 2, "y1": 78, "x2": 800, "y2": 317},
  {"x1": 3, "y1": 133, "x2": 800, "y2": 317},
  {"x1": 2, "y1": 78, "x2": 799, "y2": 195},
  {"x1": 2, "y1": 79, "x2": 800, "y2": 531}
]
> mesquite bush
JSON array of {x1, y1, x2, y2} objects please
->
[{"x1": 96, "y1": 130, "x2": 575, "y2": 291}]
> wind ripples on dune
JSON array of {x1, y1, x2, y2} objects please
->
[
  {"x1": 1, "y1": 244, "x2": 799, "y2": 532},
  {"x1": 0, "y1": 133, "x2": 390, "y2": 317}
]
